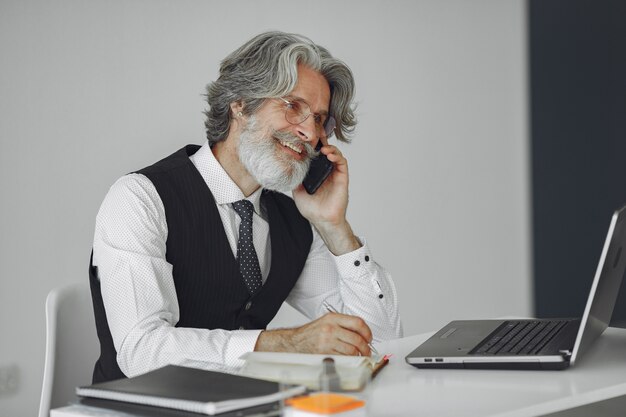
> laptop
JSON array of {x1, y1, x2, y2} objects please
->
[{"x1": 405, "y1": 205, "x2": 626, "y2": 370}]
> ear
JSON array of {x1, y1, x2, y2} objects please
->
[{"x1": 230, "y1": 100, "x2": 244, "y2": 118}]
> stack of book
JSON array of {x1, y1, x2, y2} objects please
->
[
  {"x1": 62, "y1": 352, "x2": 390, "y2": 416},
  {"x1": 72, "y1": 365, "x2": 305, "y2": 416}
]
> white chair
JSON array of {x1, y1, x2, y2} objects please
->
[{"x1": 38, "y1": 282, "x2": 99, "y2": 417}]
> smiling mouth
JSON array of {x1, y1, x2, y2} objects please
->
[{"x1": 276, "y1": 138, "x2": 303, "y2": 154}]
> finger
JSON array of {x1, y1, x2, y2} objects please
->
[
  {"x1": 321, "y1": 145, "x2": 344, "y2": 160},
  {"x1": 329, "y1": 337, "x2": 363, "y2": 356},
  {"x1": 331, "y1": 343, "x2": 359, "y2": 356},
  {"x1": 332, "y1": 314, "x2": 373, "y2": 343},
  {"x1": 320, "y1": 144, "x2": 340, "y2": 155},
  {"x1": 326, "y1": 152, "x2": 347, "y2": 166},
  {"x1": 322, "y1": 150, "x2": 348, "y2": 175},
  {"x1": 335, "y1": 328, "x2": 371, "y2": 356}
]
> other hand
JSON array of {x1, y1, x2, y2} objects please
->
[{"x1": 255, "y1": 312, "x2": 373, "y2": 356}]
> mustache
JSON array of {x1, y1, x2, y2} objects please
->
[{"x1": 272, "y1": 130, "x2": 319, "y2": 159}]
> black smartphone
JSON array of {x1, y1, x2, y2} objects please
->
[{"x1": 302, "y1": 141, "x2": 333, "y2": 194}]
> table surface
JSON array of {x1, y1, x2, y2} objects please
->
[
  {"x1": 51, "y1": 326, "x2": 626, "y2": 417},
  {"x1": 364, "y1": 326, "x2": 626, "y2": 417}
]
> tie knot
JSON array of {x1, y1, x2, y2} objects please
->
[{"x1": 232, "y1": 199, "x2": 254, "y2": 221}]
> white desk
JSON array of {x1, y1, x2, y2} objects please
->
[
  {"x1": 51, "y1": 327, "x2": 626, "y2": 417},
  {"x1": 365, "y1": 327, "x2": 626, "y2": 417}
]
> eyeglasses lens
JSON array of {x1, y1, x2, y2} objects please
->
[{"x1": 284, "y1": 99, "x2": 335, "y2": 139}]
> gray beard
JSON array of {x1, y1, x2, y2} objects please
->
[{"x1": 238, "y1": 116, "x2": 316, "y2": 193}]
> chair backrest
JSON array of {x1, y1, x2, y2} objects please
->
[{"x1": 38, "y1": 282, "x2": 99, "y2": 417}]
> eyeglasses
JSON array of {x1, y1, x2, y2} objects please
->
[{"x1": 278, "y1": 97, "x2": 336, "y2": 139}]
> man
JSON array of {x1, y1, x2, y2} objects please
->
[{"x1": 89, "y1": 31, "x2": 402, "y2": 384}]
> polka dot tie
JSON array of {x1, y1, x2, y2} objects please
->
[{"x1": 232, "y1": 200, "x2": 263, "y2": 295}]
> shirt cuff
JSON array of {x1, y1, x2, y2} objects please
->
[
  {"x1": 332, "y1": 237, "x2": 376, "y2": 280},
  {"x1": 224, "y1": 329, "x2": 263, "y2": 368}
]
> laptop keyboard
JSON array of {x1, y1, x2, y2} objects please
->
[{"x1": 471, "y1": 320, "x2": 568, "y2": 355}]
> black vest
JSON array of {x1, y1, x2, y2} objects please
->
[{"x1": 89, "y1": 145, "x2": 313, "y2": 383}]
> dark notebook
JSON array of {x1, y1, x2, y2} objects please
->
[
  {"x1": 76, "y1": 365, "x2": 306, "y2": 415},
  {"x1": 78, "y1": 397, "x2": 281, "y2": 417}
]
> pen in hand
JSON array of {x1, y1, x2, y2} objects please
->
[{"x1": 322, "y1": 301, "x2": 379, "y2": 356}]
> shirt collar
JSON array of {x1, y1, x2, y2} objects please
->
[{"x1": 189, "y1": 141, "x2": 263, "y2": 214}]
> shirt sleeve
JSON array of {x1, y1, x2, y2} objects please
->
[
  {"x1": 285, "y1": 227, "x2": 403, "y2": 342},
  {"x1": 92, "y1": 174, "x2": 261, "y2": 377}
]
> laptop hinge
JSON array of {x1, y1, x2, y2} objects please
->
[{"x1": 559, "y1": 349, "x2": 572, "y2": 358}]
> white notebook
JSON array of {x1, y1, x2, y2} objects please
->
[{"x1": 238, "y1": 352, "x2": 389, "y2": 391}]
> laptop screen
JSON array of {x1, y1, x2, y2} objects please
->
[{"x1": 571, "y1": 206, "x2": 626, "y2": 364}]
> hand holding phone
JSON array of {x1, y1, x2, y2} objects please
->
[{"x1": 302, "y1": 141, "x2": 334, "y2": 194}]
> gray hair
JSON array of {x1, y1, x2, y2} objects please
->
[{"x1": 204, "y1": 31, "x2": 357, "y2": 145}]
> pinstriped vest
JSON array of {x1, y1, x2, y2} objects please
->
[{"x1": 89, "y1": 145, "x2": 313, "y2": 383}]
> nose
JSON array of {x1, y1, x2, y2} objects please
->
[{"x1": 295, "y1": 115, "x2": 317, "y2": 145}]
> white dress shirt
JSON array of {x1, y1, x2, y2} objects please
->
[{"x1": 92, "y1": 141, "x2": 402, "y2": 378}]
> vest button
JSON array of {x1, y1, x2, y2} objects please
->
[{"x1": 245, "y1": 301, "x2": 253, "y2": 310}]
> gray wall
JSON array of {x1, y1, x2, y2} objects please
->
[{"x1": 0, "y1": 1, "x2": 529, "y2": 415}]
